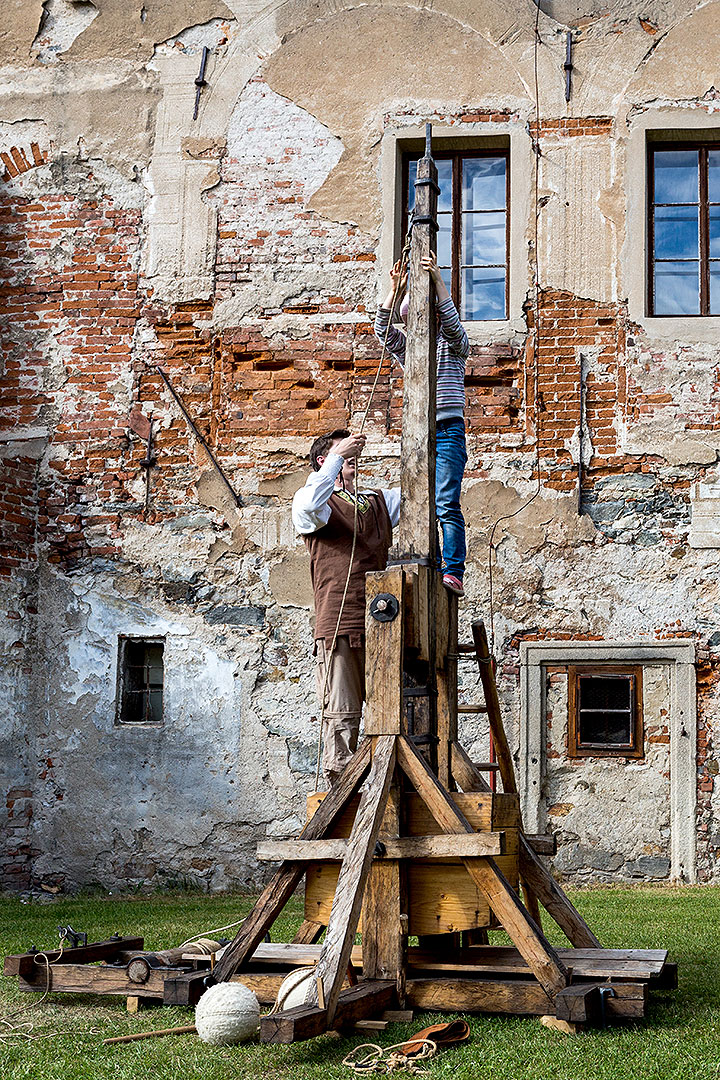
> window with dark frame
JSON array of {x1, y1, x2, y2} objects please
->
[
  {"x1": 116, "y1": 637, "x2": 164, "y2": 724},
  {"x1": 567, "y1": 666, "x2": 644, "y2": 759},
  {"x1": 648, "y1": 142, "x2": 720, "y2": 316},
  {"x1": 403, "y1": 149, "x2": 509, "y2": 321}
]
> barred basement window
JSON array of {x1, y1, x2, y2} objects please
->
[
  {"x1": 403, "y1": 148, "x2": 510, "y2": 321},
  {"x1": 116, "y1": 637, "x2": 164, "y2": 724},
  {"x1": 567, "y1": 666, "x2": 643, "y2": 759}
]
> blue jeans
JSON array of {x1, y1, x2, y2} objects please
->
[{"x1": 436, "y1": 417, "x2": 467, "y2": 579}]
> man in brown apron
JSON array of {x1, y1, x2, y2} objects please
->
[{"x1": 292, "y1": 429, "x2": 401, "y2": 785}]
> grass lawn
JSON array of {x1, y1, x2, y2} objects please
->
[{"x1": 1, "y1": 885, "x2": 718, "y2": 1079}]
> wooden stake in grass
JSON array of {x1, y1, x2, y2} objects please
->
[{"x1": 103, "y1": 1024, "x2": 197, "y2": 1046}]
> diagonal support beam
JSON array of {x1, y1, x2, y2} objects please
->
[
  {"x1": 214, "y1": 740, "x2": 372, "y2": 982},
  {"x1": 397, "y1": 736, "x2": 568, "y2": 997},
  {"x1": 451, "y1": 741, "x2": 600, "y2": 949},
  {"x1": 310, "y1": 736, "x2": 397, "y2": 1024}
]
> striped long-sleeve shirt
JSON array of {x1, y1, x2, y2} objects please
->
[{"x1": 374, "y1": 296, "x2": 469, "y2": 421}]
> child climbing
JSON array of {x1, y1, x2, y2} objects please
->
[{"x1": 374, "y1": 252, "x2": 469, "y2": 597}]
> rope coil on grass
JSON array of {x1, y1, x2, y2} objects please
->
[{"x1": 342, "y1": 1038, "x2": 438, "y2": 1074}]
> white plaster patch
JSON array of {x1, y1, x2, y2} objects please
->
[
  {"x1": 155, "y1": 16, "x2": 237, "y2": 56},
  {"x1": 31, "y1": 0, "x2": 99, "y2": 64}
]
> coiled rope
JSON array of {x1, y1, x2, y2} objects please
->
[{"x1": 342, "y1": 1038, "x2": 438, "y2": 1074}]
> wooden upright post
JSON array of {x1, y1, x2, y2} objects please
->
[{"x1": 396, "y1": 123, "x2": 438, "y2": 563}]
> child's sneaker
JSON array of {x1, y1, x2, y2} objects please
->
[{"x1": 443, "y1": 574, "x2": 464, "y2": 597}]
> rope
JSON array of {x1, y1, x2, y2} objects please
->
[
  {"x1": 343, "y1": 1038, "x2": 437, "y2": 1074},
  {"x1": 485, "y1": 1, "x2": 544, "y2": 657},
  {"x1": 313, "y1": 225, "x2": 413, "y2": 788},
  {"x1": 0, "y1": 936, "x2": 84, "y2": 1043},
  {"x1": 178, "y1": 920, "x2": 245, "y2": 950}
]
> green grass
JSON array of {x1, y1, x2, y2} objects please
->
[{"x1": 1, "y1": 886, "x2": 719, "y2": 1079}]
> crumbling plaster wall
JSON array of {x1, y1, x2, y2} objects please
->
[{"x1": 2, "y1": 0, "x2": 720, "y2": 891}]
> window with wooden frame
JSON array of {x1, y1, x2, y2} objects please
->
[
  {"x1": 648, "y1": 142, "x2": 720, "y2": 315},
  {"x1": 116, "y1": 637, "x2": 164, "y2": 724},
  {"x1": 567, "y1": 666, "x2": 644, "y2": 759},
  {"x1": 403, "y1": 148, "x2": 509, "y2": 321}
]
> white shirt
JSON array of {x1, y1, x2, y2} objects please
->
[{"x1": 292, "y1": 453, "x2": 401, "y2": 535}]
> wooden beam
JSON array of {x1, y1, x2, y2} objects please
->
[
  {"x1": 436, "y1": 579, "x2": 458, "y2": 789},
  {"x1": 4, "y1": 937, "x2": 144, "y2": 978},
  {"x1": 258, "y1": 833, "x2": 506, "y2": 861},
  {"x1": 212, "y1": 739, "x2": 372, "y2": 984},
  {"x1": 292, "y1": 920, "x2": 325, "y2": 946},
  {"x1": 362, "y1": 783, "x2": 407, "y2": 997},
  {"x1": 396, "y1": 125, "x2": 438, "y2": 563},
  {"x1": 260, "y1": 980, "x2": 395, "y2": 1044},
  {"x1": 364, "y1": 569, "x2": 404, "y2": 735},
  {"x1": 311, "y1": 736, "x2": 397, "y2": 1023},
  {"x1": 397, "y1": 736, "x2": 569, "y2": 997},
  {"x1": 451, "y1": 739, "x2": 598, "y2": 950},
  {"x1": 471, "y1": 621, "x2": 516, "y2": 794},
  {"x1": 406, "y1": 979, "x2": 646, "y2": 1019},
  {"x1": 518, "y1": 836, "x2": 601, "y2": 949},
  {"x1": 451, "y1": 740, "x2": 491, "y2": 793}
]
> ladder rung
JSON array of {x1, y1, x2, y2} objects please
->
[
  {"x1": 457, "y1": 704, "x2": 488, "y2": 714},
  {"x1": 457, "y1": 643, "x2": 476, "y2": 653},
  {"x1": 473, "y1": 762, "x2": 500, "y2": 771}
]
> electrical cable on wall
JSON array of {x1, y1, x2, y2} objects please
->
[{"x1": 485, "y1": 0, "x2": 545, "y2": 657}]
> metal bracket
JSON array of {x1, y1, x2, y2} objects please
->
[
  {"x1": 58, "y1": 924, "x2": 88, "y2": 948},
  {"x1": 369, "y1": 593, "x2": 400, "y2": 622},
  {"x1": 598, "y1": 985, "x2": 616, "y2": 1028},
  {"x1": 408, "y1": 733, "x2": 439, "y2": 747}
]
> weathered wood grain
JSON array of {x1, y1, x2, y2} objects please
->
[
  {"x1": 260, "y1": 833, "x2": 506, "y2": 862},
  {"x1": 311, "y1": 736, "x2": 397, "y2": 1023},
  {"x1": 4, "y1": 937, "x2": 145, "y2": 978},
  {"x1": 260, "y1": 980, "x2": 395, "y2": 1044},
  {"x1": 364, "y1": 570, "x2": 405, "y2": 735},
  {"x1": 471, "y1": 621, "x2": 516, "y2": 795},
  {"x1": 212, "y1": 739, "x2": 371, "y2": 984},
  {"x1": 396, "y1": 138, "x2": 438, "y2": 562},
  {"x1": 397, "y1": 736, "x2": 568, "y2": 997}
]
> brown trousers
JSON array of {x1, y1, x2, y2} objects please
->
[{"x1": 315, "y1": 636, "x2": 365, "y2": 786}]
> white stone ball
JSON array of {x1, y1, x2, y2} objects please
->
[{"x1": 195, "y1": 982, "x2": 260, "y2": 1045}]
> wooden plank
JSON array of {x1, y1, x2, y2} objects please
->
[
  {"x1": 4, "y1": 937, "x2": 145, "y2": 978},
  {"x1": 260, "y1": 980, "x2": 395, "y2": 1044},
  {"x1": 364, "y1": 570, "x2": 404, "y2": 736},
  {"x1": 403, "y1": 563, "x2": 431, "y2": 662},
  {"x1": 304, "y1": 789, "x2": 516, "y2": 837},
  {"x1": 18, "y1": 964, "x2": 183, "y2": 998},
  {"x1": 407, "y1": 977, "x2": 554, "y2": 1016},
  {"x1": 311, "y1": 736, "x2": 397, "y2": 1023},
  {"x1": 518, "y1": 835, "x2": 601, "y2": 949},
  {"x1": 407, "y1": 978, "x2": 646, "y2": 1019},
  {"x1": 471, "y1": 621, "x2": 517, "y2": 794},
  {"x1": 526, "y1": 834, "x2": 557, "y2": 856},
  {"x1": 451, "y1": 740, "x2": 491, "y2": 794},
  {"x1": 292, "y1": 920, "x2": 325, "y2": 946},
  {"x1": 212, "y1": 739, "x2": 371, "y2": 985},
  {"x1": 396, "y1": 129, "x2": 438, "y2": 563},
  {"x1": 261, "y1": 833, "x2": 506, "y2": 861},
  {"x1": 436, "y1": 580, "x2": 458, "y2": 789},
  {"x1": 397, "y1": 736, "x2": 568, "y2": 997},
  {"x1": 555, "y1": 985, "x2": 601, "y2": 1023},
  {"x1": 404, "y1": 946, "x2": 666, "y2": 981},
  {"x1": 362, "y1": 784, "x2": 407, "y2": 998}
]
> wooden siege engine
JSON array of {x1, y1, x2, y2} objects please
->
[{"x1": 4, "y1": 126, "x2": 677, "y2": 1036}]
